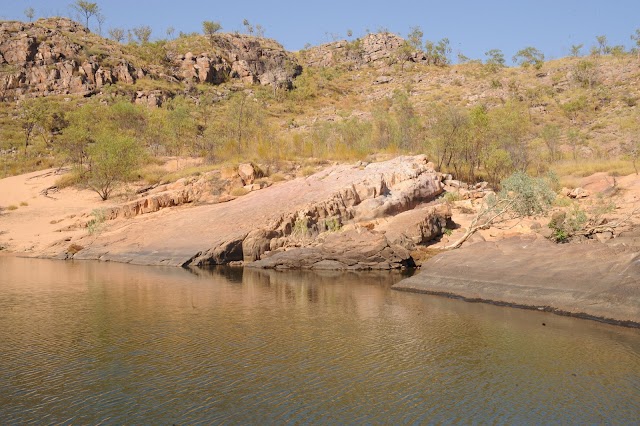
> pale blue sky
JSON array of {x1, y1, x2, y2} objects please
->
[{"x1": 2, "y1": 0, "x2": 639, "y2": 62}]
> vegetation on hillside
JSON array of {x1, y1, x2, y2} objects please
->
[{"x1": 1, "y1": 5, "x2": 640, "y2": 196}]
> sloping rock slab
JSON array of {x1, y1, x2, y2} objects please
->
[
  {"x1": 247, "y1": 228, "x2": 413, "y2": 270},
  {"x1": 57, "y1": 156, "x2": 442, "y2": 267},
  {"x1": 393, "y1": 235, "x2": 640, "y2": 326}
]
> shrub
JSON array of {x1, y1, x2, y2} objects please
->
[
  {"x1": 230, "y1": 187, "x2": 248, "y2": 197},
  {"x1": 87, "y1": 209, "x2": 106, "y2": 235}
]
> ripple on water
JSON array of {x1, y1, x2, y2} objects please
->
[{"x1": 0, "y1": 258, "x2": 639, "y2": 424}]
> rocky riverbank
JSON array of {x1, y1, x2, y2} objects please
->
[
  {"x1": 0, "y1": 155, "x2": 448, "y2": 268},
  {"x1": 393, "y1": 234, "x2": 640, "y2": 326}
]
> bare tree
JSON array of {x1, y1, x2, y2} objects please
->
[
  {"x1": 108, "y1": 27, "x2": 124, "y2": 43},
  {"x1": 24, "y1": 7, "x2": 35, "y2": 22},
  {"x1": 96, "y1": 12, "x2": 105, "y2": 36},
  {"x1": 133, "y1": 26, "x2": 152, "y2": 44}
]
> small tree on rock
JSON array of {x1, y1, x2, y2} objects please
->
[
  {"x1": 202, "y1": 21, "x2": 222, "y2": 47},
  {"x1": 71, "y1": 0, "x2": 100, "y2": 29},
  {"x1": 512, "y1": 46, "x2": 545, "y2": 69}
]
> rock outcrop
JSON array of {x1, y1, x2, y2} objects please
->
[
  {"x1": 301, "y1": 32, "x2": 414, "y2": 69},
  {"x1": 51, "y1": 156, "x2": 444, "y2": 268},
  {"x1": 248, "y1": 204, "x2": 449, "y2": 270},
  {"x1": 0, "y1": 18, "x2": 300, "y2": 100},
  {"x1": 393, "y1": 235, "x2": 640, "y2": 326}
]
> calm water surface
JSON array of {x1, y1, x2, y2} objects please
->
[{"x1": 0, "y1": 256, "x2": 639, "y2": 424}]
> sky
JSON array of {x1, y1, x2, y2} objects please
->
[{"x1": 2, "y1": 0, "x2": 639, "y2": 62}]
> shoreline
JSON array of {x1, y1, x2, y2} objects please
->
[
  {"x1": 392, "y1": 235, "x2": 640, "y2": 328},
  {"x1": 392, "y1": 285, "x2": 640, "y2": 329},
  {"x1": 2, "y1": 248, "x2": 639, "y2": 328}
]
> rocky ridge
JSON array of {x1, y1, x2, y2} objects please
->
[
  {"x1": 301, "y1": 32, "x2": 418, "y2": 69},
  {"x1": 0, "y1": 18, "x2": 300, "y2": 102}
]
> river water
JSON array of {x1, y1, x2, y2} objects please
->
[{"x1": 0, "y1": 256, "x2": 639, "y2": 424}]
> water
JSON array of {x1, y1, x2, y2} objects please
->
[{"x1": 0, "y1": 256, "x2": 639, "y2": 424}]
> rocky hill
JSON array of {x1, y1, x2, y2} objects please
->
[
  {"x1": 0, "y1": 17, "x2": 301, "y2": 103},
  {"x1": 0, "y1": 16, "x2": 639, "y2": 184}
]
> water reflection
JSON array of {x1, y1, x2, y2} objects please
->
[{"x1": 0, "y1": 257, "x2": 638, "y2": 424}]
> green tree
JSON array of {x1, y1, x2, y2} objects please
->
[
  {"x1": 512, "y1": 46, "x2": 545, "y2": 69},
  {"x1": 19, "y1": 101, "x2": 40, "y2": 156},
  {"x1": 484, "y1": 49, "x2": 505, "y2": 72},
  {"x1": 489, "y1": 101, "x2": 531, "y2": 171},
  {"x1": 242, "y1": 19, "x2": 253, "y2": 35},
  {"x1": 571, "y1": 60, "x2": 598, "y2": 89},
  {"x1": 595, "y1": 35, "x2": 610, "y2": 55},
  {"x1": 631, "y1": 29, "x2": 640, "y2": 60},
  {"x1": 71, "y1": 0, "x2": 100, "y2": 29},
  {"x1": 425, "y1": 38, "x2": 451, "y2": 66},
  {"x1": 407, "y1": 26, "x2": 423, "y2": 50},
  {"x1": 132, "y1": 25, "x2": 152, "y2": 44},
  {"x1": 62, "y1": 101, "x2": 101, "y2": 168},
  {"x1": 202, "y1": 21, "x2": 222, "y2": 47},
  {"x1": 87, "y1": 134, "x2": 141, "y2": 200},
  {"x1": 570, "y1": 44, "x2": 583, "y2": 57},
  {"x1": 540, "y1": 124, "x2": 561, "y2": 161},
  {"x1": 622, "y1": 140, "x2": 639, "y2": 175}
]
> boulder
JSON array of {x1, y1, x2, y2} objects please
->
[
  {"x1": 248, "y1": 228, "x2": 414, "y2": 270},
  {"x1": 238, "y1": 163, "x2": 256, "y2": 184}
]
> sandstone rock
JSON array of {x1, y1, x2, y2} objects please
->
[
  {"x1": 569, "y1": 187, "x2": 589, "y2": 198},
  {"x1": 302, "y1": 32, "x2": 417, "y2": 70},
  {"x1": 238, "y1": 163, "x2": 256, "y2": 184},
  {"x1": 595, "y1": 231, "x2": 613, "y2": 242},
  {"x1": 0, "y1": 18, "x2": 301, "y2": 100},
  {"x1": 248, "y1": 228, "x2": 414, "y2": 270},
  {"x1": 374, "y1": 75, "x2": 393, "y2": 84},
  {"x1": 374, "y1": 204, "x2": 450, "y2": 250},
  {"x1": 58, "y1": 156, "x2": 443, "y2": 267}
]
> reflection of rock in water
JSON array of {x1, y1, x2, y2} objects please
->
[
  {"x1": 240, "y1": 268, "x2": 408, "y2": 312},
  {"x1": 188, "y1": 265, "x2": 244, "y2": 283}
]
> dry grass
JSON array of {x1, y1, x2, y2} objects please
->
[
  {"x1": 551, "y1": 159, "x2": 635, "y2": 178},
  {"x1": 55, "y1": 171, "x2": 85, "y2": 189},
  {"x1": 138, "y1": 163, "x2": 222, "y2": 185}
]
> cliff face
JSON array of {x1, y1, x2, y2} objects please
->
[{"x1": 0, "y1": 18, "x2": 301, "y2": 102}]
